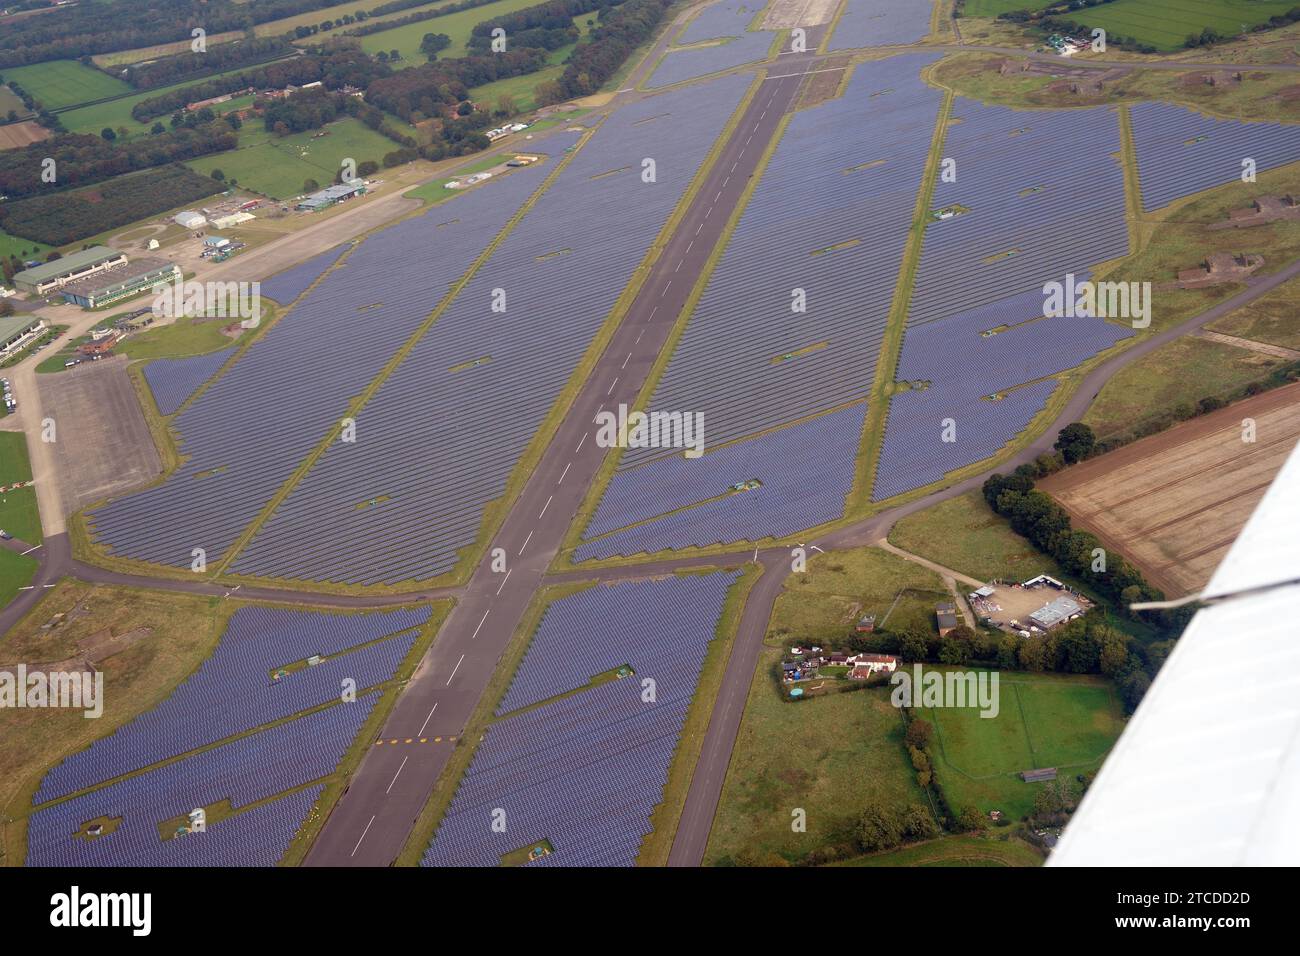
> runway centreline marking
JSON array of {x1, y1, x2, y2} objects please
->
[
  {"x1": 558, "y1": 461, "x2": 572, "y2": 483},
  {"x1": 518, "y1": 530, "x2": 533, "y2": 555},
  {"x1": 445, "y1": 653, "x2": 466, "y2": 685},
  {"x1": 350, "y1": 815, "x2": 375, "y2": 858},
  {"x1": 386, "y1": 756, "x2": 408, "y2": 794},
  {"x1": 470, "y1": 610, "x2": 490, "y2": 640},
  {"x1": 417, "y1": 701, "x2": 439, "y2": 736},
  {"x1": 539, "y1": 494, "x2": 553, "y2": 518},
  {"x1": 495, "y1": 569, "x2": 512, "y2": 595}
]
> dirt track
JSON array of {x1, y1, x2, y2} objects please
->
[{"x1": 1040, "y1": 381, "x2": 1300, "y2": 597}]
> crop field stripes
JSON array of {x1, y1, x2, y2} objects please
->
[
  {"x1": 85, "y1": 154, "x2": 569, "y2": 574},
  {"x1": 421, "y1": 572, "x2": 738, "y2": 867},
  {"x1": 1128, "y1": 101, "x2": 1300, "y2": 212},
  {"x1": 224, "y1": 76, "x2": 754, "y2": 587}
]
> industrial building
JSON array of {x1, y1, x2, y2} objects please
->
[
  {"x1": 296, "y1": 181, "x2": 366, "y2": 212},
  {"x1": 0, "y1": 314, "x2": 47, "y2": 360},
  {"x1": 174, "y1": 210, "x2": 207, "y2": 229},
  {"x1": 1027, "y1": 595, "x2": 1084, "y2": 631},
  {"x1": 11, "y1": 247, "x2": 127, "y2": 295},
  {"x1": 59, "y1": 258, "x2": 181, "y2": 310}
]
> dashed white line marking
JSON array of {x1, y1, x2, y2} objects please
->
[
  {"x1": 575, "y1": 433, "x2": 587, "y2": 453},
  {"x1": 467, "y1": 608, "x2": 488, "y2": 639},
  {"x1": 731, "y1": 161, "x2": 738, "y2": 173},
  {"x1": 417, "y1": 702, "x2": 439, "y2": 736},
  {"x1": 635, "y1": 329, "x2": 644, "y2": 344},
  {"x1": 20, "y1": 544, "x2": 40, "y2": 556},
  {"x1": 558, "y1": 461, "x2": 572, "y2": 483},
  {"x1": 351, "y1": 815, "x2": 376, "y2": 858},
  {"x1": 386, "y1": 756, "x2": 409, "y2": 794},
  {"x1": 539, "y1": 494, "x2": 553, "y2": 518},
  {"x1": 495, "y1": 569, "x2": 511, "y2": 595},
  {"x1": 607, "y1": 377, "x2": 618, "y2": 395},
  {"x1": 622, "y1": 352, "x2": 631, "y2": 369},
  {"x1": 675, "y1": 259, "x2": 682, "y2": 272},
  {"x1": 518, "y1": 530, "x2": 533, "y2": 555},
  {"x1": 695, "y1": 222, "x2": 703, "y2": 235},
  {"x1": 446, "y1": 653, "x2": 466, "y2": 685}
]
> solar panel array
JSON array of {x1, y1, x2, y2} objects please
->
[
  {"x1": 27, "y1": 695, "x2": 375, "y2": 866},
  {"x1": 907, "y1": 99, "x2": 1129, "y2": 328},
  {"x1": 423, "y1": 572, "x2": 737, "y2": 866},
  {"x1": 678, "y1": 0, "x2": 761, "y2": 44},
  {"x1": 827, "y1": 0, "x2": 935, "y2": 51},
  {"x1": 226, "y1": 78, "x2": 750, "y2": 586},
  {"x1": 1129, "y1": 101, "x2": 1300, "y2": 212},
  {"x1": 625, "y1": 54, "x2": 942, "y2": 468},
  {"x1": 497, "y1": 569, "x2": 739, "y2": 714},
  {"x1": 647, "y1": 33, "x2": 775, "y2": 90},
  {"x1": 35, "y1": 605, "x2": 429, "y2": 804},
  {"x1": 87, "y1": 161, "x2": 555, "y2": 569},
  {"x1": 258, "y1": 244, "x2": 349, "y2": 305},
  {"x1": 143, "y1": 345, "x2": 238, "y2": 416},
  {"x1": 576, "y1": 403, "x2": 865, "y2": 560},
  {"x1": 873, "y1": 285, "x2": 1134, "y2": 499}
]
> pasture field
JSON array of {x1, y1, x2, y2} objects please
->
[
  {"x1": 0, "y1": 431, "x2": 40, "y2": 546},
  {"x1": 705, "y1": 672, "x2": 929, "y2": 866},
  {"x1": 767, "y1": 546, "x2": 949, "y2": 645},
  {"x1": 91, "y1": 33, "x2": 245, "y2": 68},
  {"x1": 962, "y1": 0, "x2": 1051, "y2": 16},
  {"x1": 1065, "y1": 0, "x2": 1298, "y2": 52},
  {"x1": 1044, "y1": 382, "x2": 1300, "y2": 597},
  {"x1": 357, "y1": 0, "x2": 554, "y2": 63},
  {"x1": 1207, "y1": 274, "x2": 1300, "y2": 350},
  {"x1": 1082, "y1": 335, "x2": 1286, "y2": 440},
  {"x1": 0, "y1": 227, "x2": 49, "y2": 261},
  {"x1": 832, "y1": 833, "x2": 1044, "y2": 866},
  {"x1": 890, "y1": 491, "x2": 1076, "y2": 586},
  {"x1": 186, "y1": 120, "x2": 398, "y2": 199},
  {"x1": 58, "y1": 65, "x2": 254, "y2": 138},
  {"x1": 918, "y1": 670, "x2": 1126, "y2": 821},
  {"x1": 0, "y1": 60, "x2": 132, "y2": 111},
  {"x1": 0, "y1": 548, "x2": 37, "y2": 613},
  {"x1": 117, "y1": 315, "x2": 255, "y2": 362}
]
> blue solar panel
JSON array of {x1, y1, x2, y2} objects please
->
[
  {"x1": 576, "y1": 404, "x2": 866, "y2": 559},
  {"x1": 1130, "y1": 101, "x2": 1300, "y2": 212},
  {"x1": 646, "y1": 31, "x2": 774, "y2": 89},
  {"x1": 259, "y1": 244, "x2": 349, "y2": 304},
  {"x1": 143, "y1": 345, "x2": 238, "y2": 416},
  {"x1": 423, "y1": 572, "x2": 736, "y2": 867},
  {"x1": 34, "y1": 605, "x2": 429, "y2": 804},
  {"x1": 27, "y1": 696, "x2": 375, "y2": 866},
  {"x1": 225, "y1": 78, "x2": 751, "y2": 586},
  {"x1": 828, "y1": 0, "x2": 934, "y2": 50}
]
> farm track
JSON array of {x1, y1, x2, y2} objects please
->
[{"x1": 5, "y1": 9, "x2": 1300, "y2": 865}]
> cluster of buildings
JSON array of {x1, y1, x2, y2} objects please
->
[
  {"x1": 968, "y1": 574, "x2": 1091, "y2": 637},
  {"x1": 781, "y1": 645, "x2": 899, "y2": 684},
  {"x1": 10, "y1": 246, "x2": 180, "y2": 310},
  {"x1": 296, "y1": 180, "x2": 367, "y2": 212},
  {"x1": 485, "y1": 122, "x2": 531, "y2": 141},
  {"x1": 1, "y1": 313, "x2": 47, "y2": 362}
]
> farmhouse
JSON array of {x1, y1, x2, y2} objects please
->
[
  {"x1": 847, "y1": 653, "x2": 898, "y2": 679},
  {"x1": 12, "y1": 246, "x2": 127, "y2": 295}
]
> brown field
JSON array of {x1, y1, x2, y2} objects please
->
[
  {"x1": 0, "y1": 120, "x2": 51, "y2": 151},
  {"x1": 1040, "y1": 382, "x2": 1300, "y2": 598}
]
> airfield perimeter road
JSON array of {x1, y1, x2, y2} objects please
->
[
  {"x1": 302, "y1": 50, "x2": 821, "y2": 866},
  {"x1": 6, "y1": 12, "x2": 1300, "y2": 865}
]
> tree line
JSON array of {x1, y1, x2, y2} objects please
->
[{"x1": 122, "y1": 36, "x2": 301, "y2": 91}]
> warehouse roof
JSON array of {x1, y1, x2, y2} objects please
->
[
  {"x1": 1028, "y1": 595, "x2": 1083, "y2": 629},
  {"x1": 60, "y1": 257, "x2": 175, "y2": 298},
  {"x1": 12, "y1": 246, "x2": 121, "y2": 285},
  {"x1": 1, "y1": 313, "x2": 43, "y2": 346}
]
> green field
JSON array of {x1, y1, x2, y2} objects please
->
[
  {"x1": 768, "y1": 546, "x2": 949, "y2": 646},
  {"x1": 186, "y1": 119, "x2": 399, "y2": 199},
  {"x1": 706, "y1": 675, "x2": 931, "y2": 865},
  {"x1": 58, "y1": 65, "x2": 254, "y2": 139},
  {"x1": 1065, "y1": 0, "x2": 1297, "y2": 52},
  {"x1": 0, "y1": 548, "x2": 37, "y2": 611},
  {"x1": 358, "y1": 0, "x2": 556, "y2": 63},
  {"x1": 962, "y1": 0, "x2": 1052, "y2": 16},
  {"x1": 1207, "y1": 275, "x2": 1300, "y2": 350},
  {"x1": 117, "y1": 315, "x2": 255, "y2": 362},
  {"x1": 0, "y1": 84, "x2": 32, "y2": 120},
  {"x1": 0, "y1": 432, "x2": 42, "y2": 544},
  {"x1": 1082, "y1": 335, "x2": 1284, "y2": 439},
  {"x1": 404, "y1": 155, "x2": 504, "y2": 203},
  {"x1": 918, "y1": 670, "x2": 1125, "y2": 820},
  {"x1": 832, "y1": 833, "x2": 1044, "y2": 866},
  {"x1": 0, "y1": 227, "x2": 49, "y2": 263},
  {"x1": 0, "y1": 60, "x2": 132, "y2": 111}
]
